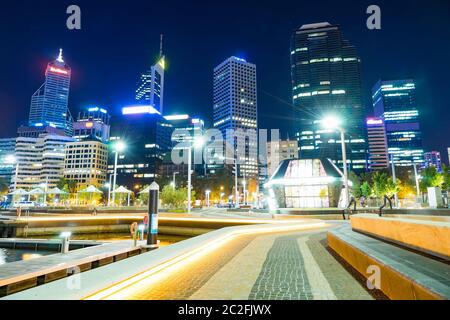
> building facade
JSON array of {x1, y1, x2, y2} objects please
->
[
  {"x1": 372, "y1": 79, "x2": 424, "y2": 166},
  {"x1": 64, "y1": 141, "x2": 108, "y2": 191},
  {"x1": 135, "y1": 39, "x2": 165, "y2": 114},
  {"x1": 14, "y1": 128, "x2": 74, "y2": 190},
  {"x1": 29, "y1": 49, "x2": 73, "y2": 136},
  {"x1": 0, "y1": 138, "x2": 17, "y2": 184},
  {"x1": 366, "y1": 117, "x2": 389, "y2": 170},
  {"x1": 109, "y1": 106, "x2": 171, "y2": 190},
  {"x1": 213, "y1": 56, "x2": 258, "y2": 179},
  {"x1": 290, "y1": 22, "x2": 367, "y2": 172},
  {"x1": 266, "y1": 139, "x2": 299, "y2": 178},
  {"x1": 265, "y1": 158, "x2": 345, "y2": 209},
  {"x1": 424, "y1": 151, "x2": 442, "y2": 172},
  {"x1": 160, "y1": 114, "x2": 206, "y2": 179},
  {"x1": 73, "y1": 107, "x2": 111, "y2": 143}
]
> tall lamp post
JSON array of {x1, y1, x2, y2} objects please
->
[
  {"x1": 390, "y1": 154, "x2": 399, "y2": 208},
  {"x1": 322, "y1": 116, "x2": 350, "y2": 208},
  {"x1": 112, "y1": 141, "x2": 126, "y2": 205},
  {"x1": 172, "y1": 172, "x2": 179, "y2": 189},
  {"x1": 205, "y1": 189, "x2": 211, "y2": 208},
  {"x1": 187, "y1": 137, "x2": 205, "y2": 214}
]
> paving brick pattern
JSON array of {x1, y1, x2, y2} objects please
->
[
  {"x1": 248, "y1": 235, "x2": 313, "y2": 300},
  {"x1": 306, "y1": 233, "x2": 374, "y2": 300},
  {"x1": 125, "y1": 234, "x2": 256, "y2": 300}
]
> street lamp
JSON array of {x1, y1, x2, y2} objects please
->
[
  {"x1": 322, "y1": 116, "x2": 350, "y2": 208},
  {"x1": 172, "y1": 172, "x2": 179, "y2": 189},
  {"x1": 105, "y1": 176, "x2": 112, "y2": 206},
  {"x1": 5, "y1": 155, "x2": 19, "y2": 191},
  {"x1": 112, "y1": 141, "x2": 126, "y2": 205},
  {"x1": 205, "y1": 189, "x2": 211, "y2": 208},
  {"x1": 187, "y1": 136, "x2": 205, "y2": 214}
]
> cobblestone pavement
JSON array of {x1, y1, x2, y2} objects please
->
[
  {"x1": 111, "y1": 227, "x2": 375, "y2": 300},
  {"x1": 249, "y1": 235, "x2": 312, "y2": 300}
]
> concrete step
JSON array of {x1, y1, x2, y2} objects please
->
[{"x1": 328, "y1": 225, "x2": 450, "y2": 300}]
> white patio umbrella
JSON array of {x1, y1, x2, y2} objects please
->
[
  {"x1": 47, "y1": 187, "x2": 67, "y2": 195},
  {"x1": 9, "y1": 189, "x2": 29, "y2": 202},
  {"x1": 77, "y1": 185, "x2": 103, "y2": 205},
  {"x1": 9, "y1": 189, "x2": 29, "y2": 195},
  {"x1": 112, "y1": 186, "x2": 133, "y2": 206},
  {"x1": 27, "y1": 188, "x2": 46, "y2": 202}
]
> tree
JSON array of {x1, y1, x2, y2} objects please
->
[
  {"x1": 360, "y1": 181, "x2": 372, "y2": 198},
  {"x1": 160, "y1": 185, "x2": 195, "y2": 210},
  {"x1": 348, "y1": 171, "x2": 362, "y2": 198},
  {"x1": 372, "y1": 171, "x2": 400, "y2": 199},
  {"x1": 57, "y1": 177, "x2": 77, "y2": 194},
  {"x1": 420, "y1": 166, "x2": 444, "y2": 192},
  {"x1": 0, "y1": 177, "x2": 9, "y2": 195},
  {"x1": 441, "y1": 164, "x2": 449, "y2": 191}
]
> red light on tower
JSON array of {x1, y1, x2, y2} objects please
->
[{"x1": 48, "y1": 66, "x2": 69, "y2": 75}]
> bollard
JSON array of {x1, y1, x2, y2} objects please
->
[
  {"x1": 60, "y1": 232, "x2": 71, "y2": 254},
  {"x1": 147, "y1": 182, "x2": 159, "y2": 247}
]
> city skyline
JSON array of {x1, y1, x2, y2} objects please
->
[{"x1": 0, "y1": 0, "x2": 449, "y2": 163}]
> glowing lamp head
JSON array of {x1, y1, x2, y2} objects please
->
[
  {"x1": 5, "y1": 155, "x2": 17, "y2": 164},
  {"x1": 114, "y1": 141, "x2": 126, "y2": 153},
  {"x1": 322, "y1": 116, "x2": 341, "y2": 130}
]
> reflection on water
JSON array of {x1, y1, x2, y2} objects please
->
[
  {"x1": 0, "y1": 248, "x2": 53, "y2": 265},
  {"x1": 66, "y1": 233, "x2": 190, "y2": 247},
  {"x1": 1, "y1": 233, "x2": 190, "y2": 265}
]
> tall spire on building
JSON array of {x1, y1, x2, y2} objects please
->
[
  {"x1": 57, "y1": 48, "x2": 64, "y2": 63},
  {"x1": 159, "y1": 34, "x2": 164, "y2": 59}
]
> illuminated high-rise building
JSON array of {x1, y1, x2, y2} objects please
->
[
  {"x1": 366, "y1": 117, "x2": 389, "y2": 170},
  {"x1": 424, "y1": 151, "x2": 442, "y2": 172},
  {"x1": 213, "y1": 56, "x2": 258, "y2": 179},
  {"x1": 0, "y1": 138, "x2": 17, "y2": 184},
  {"x1": 135, "y1": 35, "x2": 165, "y2": 114},
  {"x1": 109, "y1": 106, "x2": 171, "y2": 190},
  {"x1": 73, "y1": 107, "x2": 111, "y2": 143},
  {"x1": 372, "y1": 79, "x2": 424, "y2": 166},
  {"x1": 29, "y1": 49, "x2": 73, "y2": 136},
  {"x1": 290, "y1": 22, "x2": 367, "y2": 172}
]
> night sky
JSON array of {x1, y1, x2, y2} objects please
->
[{"x1": 1, "y1": 0, "x2": 449, "y2": 162}]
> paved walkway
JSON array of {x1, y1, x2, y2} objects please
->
[{"x1": 107, "y1": 228, "x2": 373, "y2": 300}]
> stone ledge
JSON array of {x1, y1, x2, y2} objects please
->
[
  {"x1": 328, "y1": 225, "x2": 450, "y2": 300},
  {"x1": 350, "y1": 214, "x2": 450, "y2": 260}
]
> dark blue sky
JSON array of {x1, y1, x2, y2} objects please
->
[{"x1": 1, "y1": 0, "x2": 449, "y2": 162}]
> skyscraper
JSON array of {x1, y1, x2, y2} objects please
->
[
  {"x1": 424, "y1": 151, "x2": 442, "y2": 172},
  {"x1": 109, "y1": 106, "x2": 171, "y2": 190},
  {"x1": 213, "y1": 56, "x2": 258, "y2": 178},
  {"x1": 14, "y1": 127, "x2": 74, "y2": 190},
  {"x1": 73, "y1": 107, "x2": 111, "y2": 143},
  {"x1": 135, "y1": 35, "x2": 165, "y2": 114},
  {"x1": 0, "y1": 138, "x2": 17, "y2": 184},
  {"x1": 290, "y1": 22, "x2": 367, "y2": 172},
  {"x1": 366, "y1": 117, "x2": 389, "y2": 170},
  {"x1": 372, "y1": 79, "x2": 424, "y2": 166},
  {"x1": 29, "y1": 49, "x2": 73, "y2": 136}
]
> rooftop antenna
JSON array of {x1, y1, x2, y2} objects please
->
[
  {"x1": 159, "y1": 34, "x2": 164, "y2": 58},
  {"x1": 57, "y1": 48, "x2": 64, "y2": 63}
]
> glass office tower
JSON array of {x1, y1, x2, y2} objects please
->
[
  {"x1": 372, "y1": 79, "x2": 424, "y2": 166},
  {"x1": 213, "y1": 56, "x2": 258, "y2": 178},
  {"x1": 29, "y1": 49, "x2": 73, "y2": 136},
  {"x1": 290, "y1": 22, "x2": 367, "y2": 172}
]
